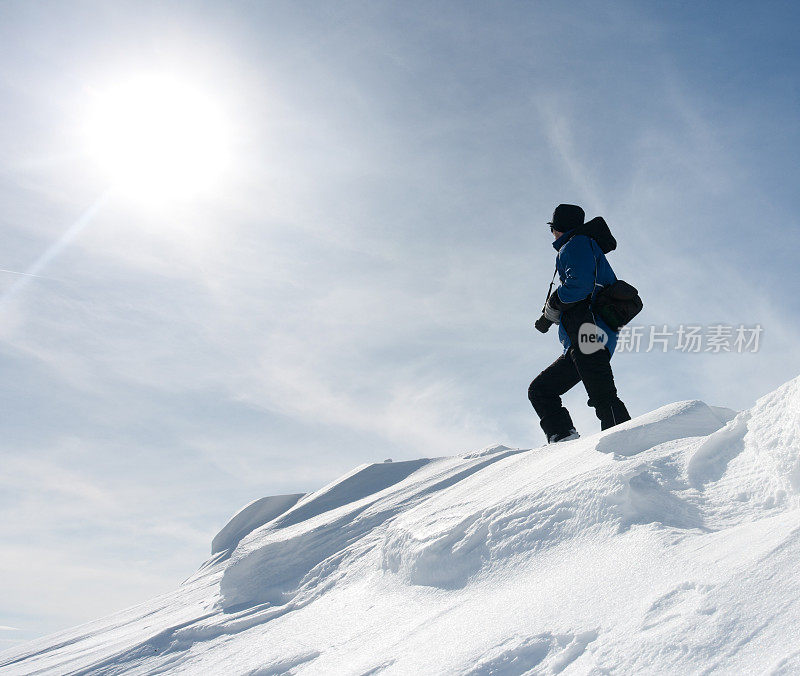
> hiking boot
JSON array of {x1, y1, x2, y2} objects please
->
[{"x1": 547, "y1": 428, "x2": 580, "y2": 444}]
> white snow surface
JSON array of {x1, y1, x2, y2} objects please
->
[{"x1": 3, "y1": 377, "x2": 800, "y2": 675}]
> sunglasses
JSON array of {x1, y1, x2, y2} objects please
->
[{"x1": 549, "y1": 225, "x2": 557, "y2": 233}]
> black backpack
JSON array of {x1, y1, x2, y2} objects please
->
[{"x1": 568, "y1": 216, "x2": 617, "y2": 254}]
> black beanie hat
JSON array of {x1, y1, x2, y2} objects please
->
[{"x1": 547, "y1": 204, "x2": 585, "y2": 232}]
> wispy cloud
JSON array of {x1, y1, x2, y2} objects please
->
[{"x1": 536, "y1": 97, "x2": 607, "y2": 214}]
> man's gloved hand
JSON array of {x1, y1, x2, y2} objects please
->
[
  {"x1": 535, "y1": 315, "x2": 553, "y2": 333},
  {"x1": 543, "y1": 290, "x2": 562, "y2": 325}
]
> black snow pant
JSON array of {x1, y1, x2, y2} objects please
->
[{"x1": 528, "y1": 344, "x2": 631, "y2": 439}]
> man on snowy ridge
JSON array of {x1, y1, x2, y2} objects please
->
[{"x1": 528, "y1": 203, "x2": 631, "y2": 443}]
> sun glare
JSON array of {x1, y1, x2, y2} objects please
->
[{"x1": 85, "y1": 73, "x2": 231, "y2": 203}]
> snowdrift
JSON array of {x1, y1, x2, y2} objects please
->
[{"x1": 2, "y1": 377, "x2": 800, "y2": 675}]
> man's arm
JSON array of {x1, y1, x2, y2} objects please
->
[
  {"x1": 535, "y1": 237, "x2": 597, "y2": 334},
  {"x1": 555, "y1": 236, "x2": 596, "y2": 304}
]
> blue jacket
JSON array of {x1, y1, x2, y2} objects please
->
[{"x1": 552, "y1": 231, "x2": 619, "y2": 355}]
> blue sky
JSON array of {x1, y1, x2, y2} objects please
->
[{"x1": 1, "y1": 0, "x2": 799, "y2": 643}]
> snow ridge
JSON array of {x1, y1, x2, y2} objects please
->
[
  {"x1": 211, "y1": 493, "x2": 305, "y2": 555},
  {"x1": 2, "y1": 378, "x2": 800, "y2": 675}
]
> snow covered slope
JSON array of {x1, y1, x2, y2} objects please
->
[{"x1": 2, "y1": 377, "x2": 800, "y2": 675}]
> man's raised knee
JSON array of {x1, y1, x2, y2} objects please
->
[{"x1": 527, "y1": 379, "x2": 538, "y2": 405}]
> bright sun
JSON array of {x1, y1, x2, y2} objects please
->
[{"x1": 85, "y1": 73, "x2": 231, "y2": 203}]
